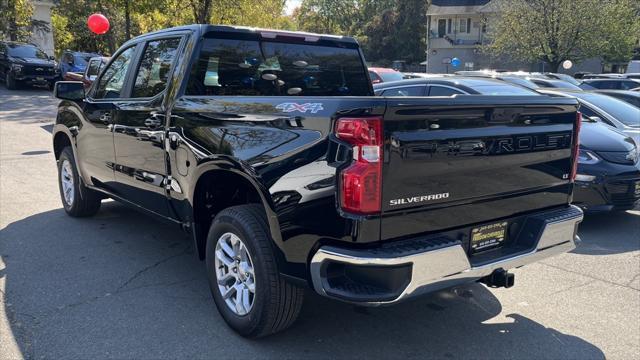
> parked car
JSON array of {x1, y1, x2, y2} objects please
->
[
  {"x1": 573, "y1": 118, "x2": 638, "y2": 212},
  {"x1": 52, "y1": 24, "x2": 583, "y2": 338},
  {"x1": 593, "y1": 90, "x2": 640, "y2": 108},
  {"x1": 57, "y1": 50, "x2": 101, "y2": 78},
  {"x1": 373, "y1": 77, "x2": 540, "y2": 96},
  {"x1": 538, "y1": 89, "x2": 640, "y2": 212},
  {"x1": 455, "y1": 72, "x2": 542, "y2": 90},
  {"x1": 579, "y1": 78, "x2": 640, "y2": 90},
  {"x1": 540, "y1": 89, "x2": 640, "y2": 145},
  {"x1": 62, "y1": 56, "x2": 110, "y2": 88},
  {"x1": 368, "y1": 67, "x2": 403, "y2": 83},
  {"x1": 0, "y1": 41, "x2": 59, "y2": 89},
  {"x1": 542, "y1": 73, "x2": 583, "y2": 86},
  {"x1": 525, "y1": 77, "x2": 584, "y2": 90},
  {"x1": 584, "y1": 73, "x2": 640, "y2": 80},
  {"x1": 401, "y1": 72, "x2": 450, "y2": 79}
]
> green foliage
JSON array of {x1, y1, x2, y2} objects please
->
[
  {"x1": 485, "y1": 0, "x2": 640, "y2": 71},
  {"x1": 293, "y1": 0, "x2": 427, "y2": 64},
  {"x1": 49, "y1": 0, "x2": 291, "y2": 55},
  {"x1": 0, "y1": 0, "x2": 35, "y2": 41}
]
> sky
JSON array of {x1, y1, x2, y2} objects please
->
[{"x1": 285, "y1": 0, "x2": 302, "y2": 15}]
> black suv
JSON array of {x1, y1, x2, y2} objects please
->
[{"x1": 0, "y1": 41, "x2": 59, "y2": 89}]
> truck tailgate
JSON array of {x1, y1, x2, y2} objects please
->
[{"x1": 381, "y1": 96, "x2": 578, "y2": 240}]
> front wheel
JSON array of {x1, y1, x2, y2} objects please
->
[
  {"x1": 57, "y1": 147, "x2": 102, "y2": 217},
  {"x1": 205, "y1": 204, "x2": 304, "y2": 338}
]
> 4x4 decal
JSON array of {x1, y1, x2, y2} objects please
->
[{"x1": 276, "y1": 102, "x2": 324, "y2": 114}]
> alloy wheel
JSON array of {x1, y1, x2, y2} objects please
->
[
  {"x1": 214, "y1": 232, "x2": 256, "y2": 316},
  {"x1": 60, "y1": 159, "x2": 75, "y2": 206}
]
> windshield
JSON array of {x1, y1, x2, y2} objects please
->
[
  {"x1": 73, "y1": 55, "x2": 92, "y2": 66},
  {"x1": 578, "y1": 93, "x2": 640, "y2": 127},
  {"x1": 550, "y1": 74, "x2": 581, "y2": 86},
  {"x1": 187, "y1": 36, "x2": 371, "y2": 96},
  {"x1": 500, "y1": 77, "x2": 539, "y2": 89},
  {"x1": 379, "y1": 71, "x2": 404, "y2": 83},
  {"x1": 468, "y1": 84, "x2": 538, "y2": 95},
  {"x1": 7, "y1": 45, "x2": 48, "y2": 59}
]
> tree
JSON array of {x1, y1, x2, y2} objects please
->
[
  {"x1": 190, "y1": 0, "x2": 213, "y2": 24},
  {"x1": 485, "y1": 0, "x2": 640, "y2": 71},
  {"x1": 293, "y1": 0, "x2": 427, "y2": 65},
  {"x1": 361, "y1": 0, "x2": 427, "y2": 64},
  {"x1": 49, "y1": 0, "x2": 291, "y2": 56},
  {"x1": 0, "y1": 0, "x2": 50, "y2": 42}
]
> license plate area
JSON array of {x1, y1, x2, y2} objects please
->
[
  {"x1": 36, "y1": 76, "x2": 44, "y2": 81},
  {"x1": 635, "y1": 182, "x2": 640, "y2": 196},
  {"x1": 470, "y1": 221, "x2": 508, "y2": 253}
]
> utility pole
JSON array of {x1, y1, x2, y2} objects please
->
[{"x1": 425, "y1": 14, "x2": 431, "y2": 73}]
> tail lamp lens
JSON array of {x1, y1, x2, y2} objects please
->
[
  {"x1": 570, "y1": 112, "x2": 582, "y2": 182},
  {"x1": 335, "y1": 117, "x2": 383, "y2": 214}
]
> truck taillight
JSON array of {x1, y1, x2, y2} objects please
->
[
  {"x1": 570, "y1": 112, "x2": 582, "y2": 182},
  {"x1": 335, "y1": 116, "x2": 383, "y2": 214}
]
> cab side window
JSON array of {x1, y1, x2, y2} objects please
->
[
  {"x1": 579, "y1": 104, "x2": 614, "y2": 126},
  {"x1": 94, "y1": 46, "x2": 136, "y2": 99},
  {"x1": 381, "y1": 86, "x2": 424, "y2": 96},
  {"x1": 132, "y1": 38, "x2": 181, "y2": 98},
  {"x1": 428, "y1": 85, "x2": 464, "y2": 96}
]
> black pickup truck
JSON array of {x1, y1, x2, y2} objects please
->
[{"x1": 52, "y1": 25, "x2": 583, "y2": 338}]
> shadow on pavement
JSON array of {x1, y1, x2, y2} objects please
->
[
  {"x1": 573, "y1": 209, "x2": 640, "y2": 256},
  {"x1": 0, "y1": 83, "x2": 57, "y2": 124},
  {"x1": 0, "y1": 202, "x2": 605, "y2": 359}
]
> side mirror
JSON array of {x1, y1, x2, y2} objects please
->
[
  {"x1": 88, "y1": 75, "x2": 97, "y2": 82},
  {"x1": 49, "y1": 55, "x2": 55, "y2": 61},
  {"x1": 54, "y1": 81, "x2": 85, "y2": 100}
]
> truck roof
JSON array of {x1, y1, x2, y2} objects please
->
[{"x1": 125, "y1": 24, "x2": 359, "y2": 46}]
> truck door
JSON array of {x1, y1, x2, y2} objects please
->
[
  {"x1": 111, "y1": 36, "x2": 183, "y2": 217},
  {"x1": 80, "y1": 45, "x2": 138, "y2": 193}
]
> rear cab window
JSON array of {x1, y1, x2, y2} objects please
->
[{"x1": 186, "y1": 33, "x2": 372, "y2": 96}]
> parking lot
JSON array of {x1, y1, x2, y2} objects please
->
[{"x1": 0, "y1": 85, "x2": 638, "y2": 359}]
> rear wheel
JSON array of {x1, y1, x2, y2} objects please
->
[
  {"x1": 57, "y1": 147, "x2": 101, "y2": 217},
  {"x1": 205, "y1": 204, "x2": 304, "y2": 338}
]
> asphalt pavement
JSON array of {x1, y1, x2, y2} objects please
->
[{"x1": 0, "y1": 84, "x2": 638, "y2": 359}]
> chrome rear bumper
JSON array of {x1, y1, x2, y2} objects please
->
[{"x1": 310, "y1": 205, "x2": 583, "y2": 305}]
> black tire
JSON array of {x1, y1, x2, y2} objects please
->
[
  {"x1": 57, "y1": 147, "x2": 101, "y2": 217},
  {"x1": 6, "y1": 73, "x2": 17, "y2": 90},
  {"x1": 205, "y1": 204, "x2": 304, "y2": 338}
]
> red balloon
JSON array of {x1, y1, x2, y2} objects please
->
[{"x1": 87, "y1": 13, "x2": 110, "y2": 35}]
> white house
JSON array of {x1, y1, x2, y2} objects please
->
[
  {"x1": 30, "y1": 0, "x2": 55, "y2": 56},
  {"x1": 424, "y1": 0, "x2": 601, "y2": 74}
]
